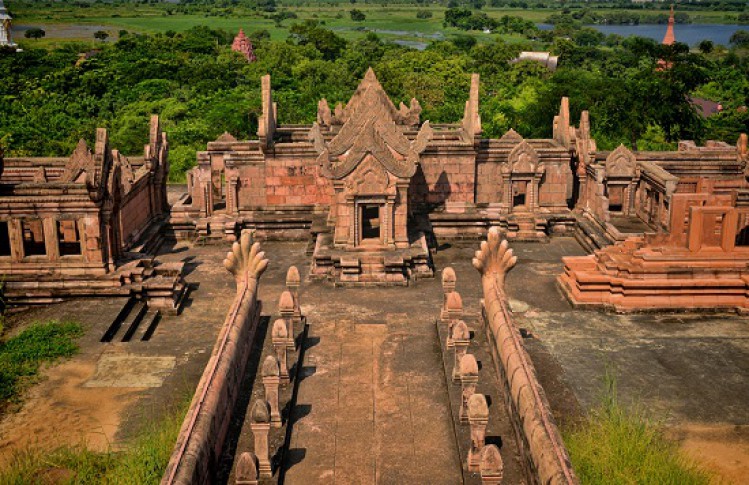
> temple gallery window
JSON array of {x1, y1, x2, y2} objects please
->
[
  {"x1": 361, "y1": 204, "x2": 381, "y2": 241},
  {"x1": 21, "y1": 219, "x2": 46, "y2": 256},
  {"x1": 0, "y1": 221, "x2": 10, "y2": 256},
  {"x1": 57, "y1": 220, "x2": 82, "y2": 256}
]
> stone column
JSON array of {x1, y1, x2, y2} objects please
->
[
  {"x1": 451, "y1": 320, "x2": 470, "y2": 383},
  {"x1": 445, "y1": 291, "x2": 463, "y2": 348},
  {"x1": 262, "y1": 356, "x2": 282, "y2": 428},
  {"x1": 250, "y1": 400, "x2": 272, "y2": 478},
  {"x1": 43, "y1": 218, "x2": 59, "y2": 261},
  {"x1": 479, "y1": 445, "x2": 504, "y2": 485},
  {"x1": 279, "y1": 290, "x2": 296, "y2": 350},
  {"x1": 467, "y1": 393, "x2": 489, "y2": 472},
  {"x1": 285, "y1": 266, "x2": 302, "y2": 323},
  {"x1": 441, "y1": 267, "x2": 456, "y2": 321},
  {"x1": 235, "y1": 452, "x2": 259, "y2": 485},
  {"x1": 9, "y1": 219, "x2": 23, "y2": 261},
  {"x1": 459, "y1": 353, "x2": 479, "y2": 424},
  {"x1": 272, "y1": 318, "x2": 290, "y2": 385}
]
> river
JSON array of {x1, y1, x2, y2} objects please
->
[{"x1": 539, "y1": 23, "x2": 746, "y2": 46}]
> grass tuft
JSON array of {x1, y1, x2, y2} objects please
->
[
  {"x1": 0, "y1": 320, "x2": 83, "y2": 404},
  {"x1": 0, "y1": 395, "x2": 189, "y2": 484},
  {"x1": 564, "y1": 371, "x2": 712, "y2": 485}
]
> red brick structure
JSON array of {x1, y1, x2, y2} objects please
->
[
  {"x1": 562, "y1": 135, "x2": 749, "y2": 311},
  {"x1": 231, "y1": 29, "x2": 257, "y2": 63},
  {"x1": 0, "y1": 116, "x2": 185, "y2": 310},
  {"x1": 171, "y1": 69, "x2": 581, "y2": 283}
]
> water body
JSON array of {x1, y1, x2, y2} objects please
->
[{"x1": 539, "y1": 23, "x2": 746, "y2": 46}]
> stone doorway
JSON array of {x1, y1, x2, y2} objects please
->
[
  {"x1": 513, "y1": 181, "x2": 528, "y2": 208},
  {"x1": 360, "y1": 204, "x2": 381, "y2": 243}
]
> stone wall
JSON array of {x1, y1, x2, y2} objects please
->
[
  {"x1": 162, "y1": 234, "x2": 268, "y2": 485},
  {"x1": 474, "y1": 228, "x2": 578, "y2": 484}
]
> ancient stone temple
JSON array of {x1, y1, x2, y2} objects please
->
[
  {"x1": 0, "y1": 0, "x2": 16, "y2": 49},
  {"x1": 171, "y1": 69, "x2": 582, "y2": 284},
  {"x1": 231, "y1": 29, "x2": 256, "y2": 63},
  {"x1": 562, "y1": 135, "x2": 749, "y2": 311},
  {"x1": 0, "y1": 116, "x2": 185, "y2": 310},
  {"x1": 307, "y1": 69, "x2": 434, "y2": 284}
]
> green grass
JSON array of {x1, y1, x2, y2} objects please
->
[
  {"x1": 0, "y1": 395, "x2": 189, "y2": 484},
  {"x1": 0, "y1": 320, "x2": 83, "y2": 405},
  {"x1": 563, "y1": 373, "x2": 712, "y2": 485},
  {"x1": 11, "y1": 3, "x2": 745, "y2": 49}
]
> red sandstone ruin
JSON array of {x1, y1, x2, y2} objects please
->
[{"x1": 0, "y1": 116, "x2": 186, "y2": 311}]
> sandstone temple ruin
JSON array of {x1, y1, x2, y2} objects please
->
[
  {"x1": 3, "y1": 68, "x2": 749, "y2": 485},
  {"x1": 168, "y1": 68, "x2": 749, "y2": 309}
]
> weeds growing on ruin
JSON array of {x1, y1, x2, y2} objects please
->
[
  {"x1": 0, "y1": 394, "x2": 190, "y2": 484},
  {"x1": 564, "y1": 371, "x2": 712, "y2": 485},
  {"x1": 0, "y1": 319, "x2": 83, "y2": 405}
]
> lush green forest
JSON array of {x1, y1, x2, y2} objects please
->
[{"x1": 1, "y1": 18, "x2": 748, "y2": 181}]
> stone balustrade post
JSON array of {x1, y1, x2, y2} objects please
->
[
  {"x1": 480, "y1": 445, "x2": 504, "y2": 485},
  {"x1": 286, "y1": 266, "x2": 302, "y2": 323},
  {"x1": 250, "y1": 400, "x2": 272, "y2": 478},
  {"x1": 272, "y1": 318, "x2": 290, "y2": 385},
  {"x1": 262, "y1": 356, "x2": 282, "y2": 428},
  {"x1": 451, "y1": 320, "x2": 470, "y2": 383},
  {"x1": 445, "y1": 291, "x2": 463, "y2": 348},
  {"x1": 278, "y1": 290, "x2": 296, "y2": 350},
  {"x1": 467, "y1": 393, "x2": 489, "y2": 472},
  {"x1": 235, "y1": 452, "x2": 259, "y2": 485},
  {"x1": 441, "y1": 267, "x2": 456, "y2": 321},
  {"x1": 459, "y1": 353, "x2": 479, "y2": 424}
]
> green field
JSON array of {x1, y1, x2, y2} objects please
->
[{"x1": 9, "y1": 2, "x2": 744, "y2": 49}]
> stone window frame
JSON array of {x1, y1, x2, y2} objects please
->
[
  {"x1": 19, "y1": 217, "x2": 48, "y2": 260},
  {"x1": 56, "y1": 217, "x2": 85, "y2": 259}
]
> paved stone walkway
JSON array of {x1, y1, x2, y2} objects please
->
[{"x1": 282, "y1": 317, "x2": 462, "y2": 484}]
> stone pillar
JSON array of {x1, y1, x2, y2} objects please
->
[
  {"x1": 467, "y1": 393, "x2": 489, "y2": 472},
  {"x1": 235, "y1": 452, "x2": 259, "y2": 485},
  {"x1": 459, "y1": 353, "x2": 479, "y2": 424},
  {"x1": 9, "y1": 219, "x2": 23, "y2": 261},
  {"x1": 451, "y1": 320, "x2": 470, "y2": 383},
  {"x1": 445, "y1": 291, "x2": 463, "y2": 348},
  {"x1": 479, "y1": 444, "x2": 504, "y2": 485},
  {"x1": 262, "y1": 356, "x2": 282, "y2": 428},
  {"x1": 272, "y1": 318, "x2": 290, "y2": 385},
  {"x1": 279, "y1": 290, "x2": 296, "y2": 350},
  {"x1": 441, "y1": 267, "x2": 456, "y2": 321},
  {"x1": 43, "y1": 218, "x2": 59, "y2": 261},
  {"x1": 285, "y1": 266, "x2": 302, "y2": 323},
  {"x1": 250, "y1": 400, "x2": 272, "y2": 478}
]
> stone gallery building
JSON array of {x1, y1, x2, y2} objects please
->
[
  {"x1": 0, "y1": 116, "x2": 186, "y2": 310},
  {"x1": 171, "y1": 68, "x2": 749, "y2": 298}
]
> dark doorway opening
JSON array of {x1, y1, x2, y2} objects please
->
[
  {"x1": 512, "y1": 181, "x2": 527, "y2": 208},
  {"x1": 361, "y1": 204, "x2": 381, "y2": 241},
  {"x1": 0, "y1": 221, "x2": 10, "y2": 256}
]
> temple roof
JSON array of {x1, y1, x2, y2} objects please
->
[
  {"x1": 0, "y1": 0, "x2": 11, "y2": 20},
  {"x1": 662, "y1": 5, "x2": 676, "y2": 45},
  {"x1": 309, "y1": 69, "x2": 432, "y2": 180}
]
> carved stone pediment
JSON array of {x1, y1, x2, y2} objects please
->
[
  {"x1": 216, "y1": 131, "x2": 237, "y2": 143},
  {"x1": 605, "y1": 144, "x2": 637, "y2": 178},
  {"x1": 507, "y1": 140, "x2": 540, "y2": 174},
  {"x1": 499, "y1": 129, "x2": 523, "y2": 142},
  {"x1": 63, "y1": 139, "x2": 97, "y2": 185},
  {"x1": 309, "y1": 69, "x2": 433, "y2": 181},
  {"x1": 348, "y1": 155, "x2": 394, "y2": 195}
]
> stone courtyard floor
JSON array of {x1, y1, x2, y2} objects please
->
[
  {"x1": 507, "y1": 238, "x2": 749, "y2": 484},
  {"x1": 1, "y1": 235, "x2": 748, "y2": 483}
]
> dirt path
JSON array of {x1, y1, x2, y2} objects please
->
[
  {"x1": 670, "y1": 423, "x2": 749, "y2": 484},
  {"x1": 0, "y1": 355, "x2": 144, "y2": 466}
]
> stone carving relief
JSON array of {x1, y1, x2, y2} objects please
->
[{"x1": 605, "y1": 144, "x2": 637, "y2": 178}]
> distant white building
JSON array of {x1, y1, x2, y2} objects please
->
[
  {"x1": 0, "y1": 0, "x2": 17, "y2": 49},
  {"x1": 510, "y1": 51, "x2": 559, "y2": 72}
]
